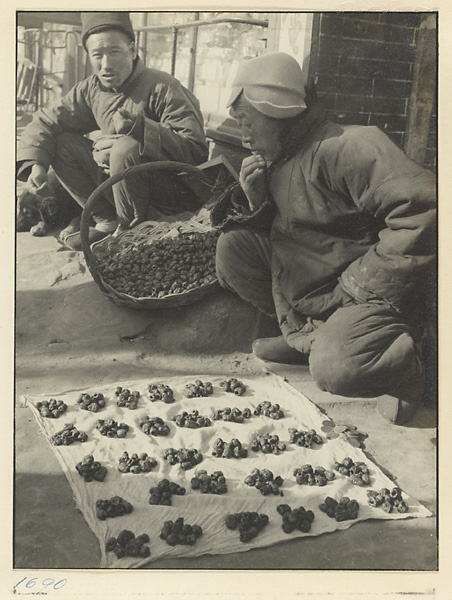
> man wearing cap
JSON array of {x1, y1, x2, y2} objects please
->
[
  {"x1": 215, "y1": 52, "x2": 436, "y2": 425},
  {"x1": 17, "y1": 12, "x2": 208, "y2": 248}
]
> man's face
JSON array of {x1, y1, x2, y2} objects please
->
[
  {"x1": 230, "y1": 98, "x2": 283, "y2": 162},
  {"x1": 86, "y1": 30, "x2": 136, "y2": 90}
]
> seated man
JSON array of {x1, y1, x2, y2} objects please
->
[
  {"x1": 16, "y1": 12, "x2": 208, "y2": 249},
  {"x1": 215, "y1": 52, "x2": 436, "y2": 425}
]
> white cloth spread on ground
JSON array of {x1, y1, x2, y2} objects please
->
[{"x1": 22, "y1": 373, "x2": 432, "y2": 568}]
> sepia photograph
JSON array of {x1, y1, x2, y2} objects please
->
[{"x1": 14, "y1": 9, "x2": 437, "y2": 576}]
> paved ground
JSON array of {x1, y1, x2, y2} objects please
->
[{"x1": 14, "y1": 232, "x2": 438, "y2": 571}]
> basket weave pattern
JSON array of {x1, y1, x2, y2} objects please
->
[{"x1": 81, "y1": 161, "x2": 221, "y2": 309}]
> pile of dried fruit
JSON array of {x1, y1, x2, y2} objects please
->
[
  {"x1": 288, "y1": 428, "x2": 323, "y2": 448},
  {"x1": 138, "y1": 415, "x2": 170, "y2": 437},
  {"x1": 213, "y1": 406, "x2": 252, "y2": 423},
  {"x1": 106, "y1": 530, "x2": 150, "y2": 559},
  {"x1": 212, "y1": 437, "x2": 248, "y2": 459},
  {"x1": 160, "y1": 518, "x2": 203, "y2": 546},
  {"x1": 319, "y1": 496, "x2": 360, "y2": 522},
  {"x1": 148, "y1": 479, "x2": 186, "y2": 506},
  {"x1": 172, "y1": 410, "x2": 212, "y2": 429},
  {"x1": 76, "y1": 454, "x2": 108, "y2": 482},
  {"x1": 293, "y1": 465, "x2": 335, "y2": 486},
  {"x1": 191, "y1": 470, "x2": 228, "y2": 494},
  {"x1": 250, "y1": 433, "x2": 286, "y2": 455},
  {"x1": 97, "y1": 230, "x2": 219, "y2": 298},
  {"x1": 96, "y1": 496, "x2": 133, "y2": 520},
  {"x1": 244, "y1": 468, "x2": 284, "y2": 496},
  {"x1": 148, "y1": 383, "x2": 175, "y2": 404},
  {"x1": 36, "y1": 398, "x2": 67, "y2": 418},
  {"x1": 115, "y1": 387, "x2": 140, "y2": 409},
  {"x1": 51, "y1": 423, "x2": 88, "y2": 446},
  {"x1": 367, "y1": 487, "x2": 408, "y2": 513},
  {"x1": 225, "y1": 512, "x2": 269, "y2": 543},
  {"x1": 77, "y1": 392, "x2": 106, "y2": 412},
  {"x1": 118, "y1": 452, "x2": 157, "y2": 474},
  {"x1": 163, "y1": 447, "x2": 203, "y2": 470},
  {"x1": 185, "y1": 380, "x2": 213, "y2": 398},
  {"x1": 334, "y1": 458, "x2": 370, "y2": 486},
  {"x1": 276, "y1": 504, "x2": 315, "y2": 533},
  {"x1": 220, "y1": 378, "x2": 247, "y2": 396},
  {"x1": 95, "y1": 418, "x2": 129, "y2": 438},
  {"x1": 321, "y1": 419, "x2": 368, "y2": 447},
  {"x1": 253, "y1": 401, "x2": 284, "y2": 420}
]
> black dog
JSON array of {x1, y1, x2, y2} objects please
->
[{"x1": 17, "y1": 169, "x2": 82, "y2": 236}]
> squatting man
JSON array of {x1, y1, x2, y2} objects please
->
[
  {"x1": 17, "y1": 12, "x2": 208, "y2": 249},
  {"x1": 214, "y1": 52, "x2": 436, "y2": 426},
  {"x1": 16, "y1": 16, "x2": 436, "y2": 425}
]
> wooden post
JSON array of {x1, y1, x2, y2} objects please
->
[{"x1": 404, "y1": 13, "x2": 437, "y2": 165}]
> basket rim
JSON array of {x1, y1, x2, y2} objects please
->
[{"x1": 81, "y1": 161, "x2": 215, "y2": 307}]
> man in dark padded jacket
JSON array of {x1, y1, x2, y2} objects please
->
[
  {"x1": 215, "y1": 52, "x2": 436, "y2": 425},
  {"x1": 17, "y1": 12, "x2": 208, "y2": 248}
]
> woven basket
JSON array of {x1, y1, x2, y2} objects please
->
[{"x1": 81, "y1": 161, "x2": 222, "y2": 309}]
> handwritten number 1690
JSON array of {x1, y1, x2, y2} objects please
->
[{"x1": 15, "y1": 576, "x2": 67, "y2": 591}]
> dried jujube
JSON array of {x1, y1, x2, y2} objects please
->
[
  {"x1": 220, "y1": 378, "x2": 247, "y2": 396},
  {"x1": 138, "y1": 415, "x2": 170, "y2": 437},
  {"x1": 148, "y1": 479, "x2": 186, "y2": 506},
  {"x1": 76, "y1": 454, "x2": 108, "y2": 482},
  {"x1": 276, "y1": 504, "x2": 315, "y2": 533},
  {"x1": 250, "y1": 433, "x2": 286, "y2": 455},
  {"x1": 36, "y1": 398, "x2": 67, "y2": 419},
  {"x1": 225, "y1": 511, "x2": 269, "y2": 543},
  {"x1": 212, "y1": 437, "x2": 248, "y2": 459},
  {"x1": 334, "y1": 457, "x2": 370, "y2": 486},
  {"x1": 95, "y1": 418, "x2": 129, "y2": 438},
  {"x1": 172, "y1": 410, "x2": 212, "y2": 429},
  {"x1": 185, "y1": 380, "x2": 213, "y2": 398},
  {"x1": 148, "y1": 383, "x2": 175, "y2": 404},
  {"x1": 191, "y1": 470, "x2": 227, "y2": 494},
  {"x1": 319, "y1": 496, "x2": 360, "y2": 521},
  {"x1": 288, "y1": 428, "x2": 323, "y2": 448},
  {"x1": 115, "y1": 387, "x2": 140, "y2": 409},
  {"x1": 106, "y1": 530, "x2": 150, "y2": 559},
  {"x1": 77, "y1": 392, "x2": 105, "y2": 412},
  {"x1": 253, "y1": 401, "x2": 284, "y2": 420},
  {"x1": 96, "y1": 496, "x2": 133, "y2": 520},
  {"x1": 213, "y1": 406, "x2": 252, "y2": 423},
  {"x1": 118, "y1": 451, "x2": 157, "y2": 474},
  {"x1": 51, "y1": 423, "x2": 88, "y2": 446},
  {"x1": 244, "y1": 468, "x2": 284, "y2": 496},
  {"x1": 163, "y1": 447, "x2": 203, "y2": 470},
  {"x1": 97, "y1": 230, "x2": 219, "y2": 299},
  {"x1": 293, "y1": 465, "x2": 335, "y2": 487},
  {"x1": 160, "y1": 517, "x2": 203, "y2": 546},
  {"x1": 367, "y1": 487, "x2": 408, "y2": 513}
]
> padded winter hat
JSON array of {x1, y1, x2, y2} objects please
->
[
  {"x1": 226, "y1": 52, "x2": 307, "y2": 119},
  {"x1": 81, "y1": 12, "x2": 135, "y2": 49}
]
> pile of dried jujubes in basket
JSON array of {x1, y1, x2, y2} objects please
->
[{"x1": 97, "y1": 231, "x2": 219, "y2": 298}]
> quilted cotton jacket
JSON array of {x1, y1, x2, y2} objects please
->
[
  {"x1": 17, "y1": 58, "x2": 208, "y2": 180},
  {"x1": 264, "y1": 115, "x2": 436, "y2": 337}
]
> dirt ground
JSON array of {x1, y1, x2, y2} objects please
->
[{"x1": 14, "y1": 230, "x2": 438, "y2": 571}]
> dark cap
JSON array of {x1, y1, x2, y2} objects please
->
[{"x1": 81, "y1": 12, "x2": 135, "y2": 49}]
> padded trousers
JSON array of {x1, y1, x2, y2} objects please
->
[
  {"x1": 52, "y1": 133, "x2": 201, "y2": 227},
  {"x1": 216, "y1": 229, "x2": 424, "y2": 400}
]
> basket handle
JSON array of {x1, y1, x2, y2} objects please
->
[{"x1": 80, "y1": 160, "x2": 210, "y2": 271}]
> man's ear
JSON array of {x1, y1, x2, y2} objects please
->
[{"x1": 131, "y1": 42, "x2": 137, "y2": 59}]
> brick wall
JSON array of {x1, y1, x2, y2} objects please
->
[{"x1": 312, "y1": 12, "x2": 424, "y2": 150}]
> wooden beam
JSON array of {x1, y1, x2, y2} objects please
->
[{"x1": 404, "y1": 13, "x2": 437, "y2": 165}]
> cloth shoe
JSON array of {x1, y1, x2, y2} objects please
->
[
  {"x1": 252, "y1": 335, "x2": 308, "y2": 365},
  {"x1": 59, "y1": 227, "x2": 111, "y2": 250},
  {"x1": 376, "y1": 352, "x2": 424, "y2": 425}
]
